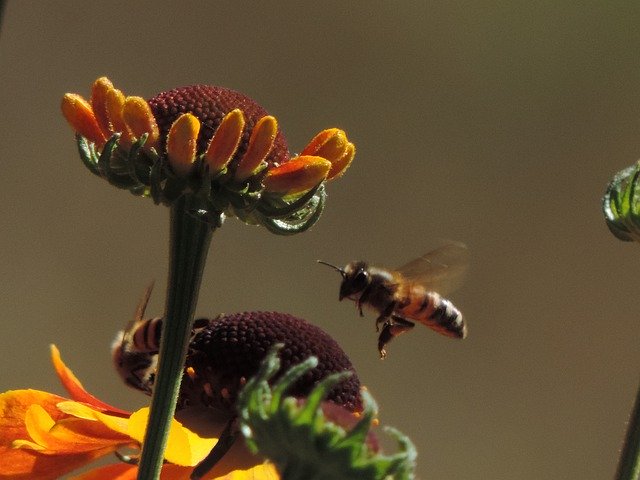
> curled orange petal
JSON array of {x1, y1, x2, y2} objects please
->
[
  {"x1": 204, "y1": 109, "x2": 245, "y2": 174},
  {"x1": 50, "y1": 345, "x2": 130, "y2": 417},
  {"x1": 327, "y1": 141, "x2": 355, "y2": 180},
  {"x1": 61, "y1": 94, "x2": 107, "y2": 146},
  {"x1": 91, "y1": 77, "x2": 114, "y2": 139},
  {"x1": 167, "y1": 113, "x2": 201, "y2": 177},
  {"x1": 300, "y1": 128, "x2": 355, "y2": 179},
  {"x1": 235, "y1": 116, "x2": 278, "y2": 181},
  {"x1": 263, "y1": 156, "x2": 331, "y2": 195},
  {"x1": 123, "y1": 96, "x2": 160, "y2": 152}
]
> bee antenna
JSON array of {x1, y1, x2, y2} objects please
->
[{"x1": 317, "y1": 260, "x2": 346, "y2": 278}]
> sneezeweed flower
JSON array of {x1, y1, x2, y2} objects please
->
[
  {"x1": 112, "y1": 309, "x2": 364, "y2": 478},
  {"x1": 61, "y1": 77, "x2": 355, "y2": 233},
  {"x1": 0, "y1": 345, "x2": 277, "y2": 479},
  {"x1": 602, "y1": 160, "x2": 640, "y2": 242}
]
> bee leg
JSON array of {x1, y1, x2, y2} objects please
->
[
  {"x1": 377, "y1": 317, "x2": 415, "y2": 359},
  {"x1": 190, "y1": 416, "x2": 238, "y2": 480},
  {"x1": 375, "y1": 302, "x2": 397, "y2": 332}
]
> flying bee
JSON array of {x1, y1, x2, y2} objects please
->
[{"x1": 318, "y1": 242, "x2": 469, "y2": 358}]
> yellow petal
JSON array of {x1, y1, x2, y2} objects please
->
[
  {"x1": 128, "y1": 407, "x2": 217, "y2": 467},
  {"x1": 23, "y1": 404, "x2": 55, "y2": 449},
  {"x1": 167, "y1": 113, "x2": 201, "y2": 177},
  {"x1": 56, "y1": 401, "x2": 129, "y2": 437},
  {"x1": 204, "y1": 109, "x2": 245, "y2": 174},
  {"x1": 105, "y1": 88, "x2": 134, "y2": 146},
  {"x1": 263, "y1": 156, "x2": 331, "y2": 195},
  {"x1": 91, "y1": 77, "x2": 114, "y2": 138},
  {"x1": 61, "y1": 93, "x2": 107, "y2": 146},
  {"x1": 123, "y1": 96, "x2": 160, "y2": 152},
  {"x1": 235, "y1": 116, "x2": 277, "y2": 181}
]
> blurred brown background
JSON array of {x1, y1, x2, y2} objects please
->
[{"x1": 1, "y1": 1, "x2": 639, "y2": 478}]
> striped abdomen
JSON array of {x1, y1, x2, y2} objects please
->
[
  {"x1": 129, "y1": 316, "x2": 163, "y2": 353},
  {"x1": 396, "y1": 284, "x2": 466, "y2": 339}
]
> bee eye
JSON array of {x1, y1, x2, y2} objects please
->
[{"x1": 352, "y1": 270, "x2": 369, "y2": 289}]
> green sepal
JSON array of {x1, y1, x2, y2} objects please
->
[
  {"x1": 603, "y1": 162, "x2": 640, "y2": 242},
  {"x1": 237, "y1": 345, "x2": 417, "y2": 480},
  {"x1": 258, "y1": 183, "x2": 324, "y2": 218},
  {"x1": 75, "y1": 135, "x2": 100, "y2": 176},
  {"x1": 259, "y1": 188, "x2": 326, "y2": 236}
]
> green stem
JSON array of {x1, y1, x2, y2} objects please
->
[
  {"x1": 137, "y1": 195, "x2": 216, "y2": 480},
  {"x1": 616, "y1": 382, "x2": 640, "y2": 480}
]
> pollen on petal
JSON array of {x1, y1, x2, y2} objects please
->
[
  {"x1": 301, "y1": 128, "x2": 355, "y2": 180},
  {"x1": 327, "y1": 142, "x2": 355, "y2": 180},
  {"x1": 90, "y1": 77, "x2": 114, "y2": 139},
  {"x1": 105, "y1": 88, "x2": 134, "y2": 146},
  {"x1": 167, "y1": 113, "x2": 201, "y2": 177},
  {"x1": 204, "y1": 108, "x2": 245, "y2": 174},
  {"x1": 263, "y1": 156, "x2": 331, "y2": 195},
  {"x1": 123, "y1": 96, "x2": 160, "y2": 152},
  {"x1": 235, "y1": 115, "x2": 278, "y2": 181},
  {"x1": 61, "y1": 93, "x2": 107, "y2": 146}
]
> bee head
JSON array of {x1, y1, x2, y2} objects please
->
[
  {"x1": 339, "y1": 261, "x2": 371, "y2": 301},
  {"x1": 111, "y1": 330, "x2": 157, "y2": 395}
]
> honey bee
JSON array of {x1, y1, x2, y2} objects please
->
[{"x1": 319, "y1": 242, "x2": 468, "y2": 358}]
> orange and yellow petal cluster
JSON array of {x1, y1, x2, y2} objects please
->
[
  {"x1": 0, "y1": 346, "x2": 277, "y2": 480},
  {"x1": 61, "y1": 77, "x2": 354, "y2": 199}
]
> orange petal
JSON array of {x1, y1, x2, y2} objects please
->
[
  {"x1": 327, "y1": 142, "x2": 355, "y2": 180},
  {"x1": 70, "y1": 462, "x2": 138, "y2": 480},
  {"x1": 91, "y1": 77, "x2": 114, "y2": 138},
  {"x1": 235, "y1": 116, "x2": 278, "y2": 181},
  {"x1": 105, "y1": 88, "x2": 134, "y2": 146},
  {"x1": 167, "y1": 113, "x2": 201, "y2": 177},
  {"x1": 0, "y1": 390, "x2": 68, "y2": 449},
  {"x1": 204, "y1": 109, "x2": 245, "y2": 174},
  {"x1": 263, "y1": 156, "x2": 331, "y2": 195},
  {"x1": 61, "y1": 94, "x2": 107, "y2": 146},
  {"x1": 300, "y1": 128, "x2": 355, "y2": 179},
  {"x1": 20, "y1": 404, "x2": 127, "y2": 454},
  {"x1": 123, "y1": 96, "x2": 160, "y2": 152},
  {"x1": 50, "y1": 345, "x2": 130, "y2": 417},
  {"x1": 300, "y1": 128, "x2": 341, "y2": 156},
  {"x1": 0, "y1": 445, "x2": 108, "y2": 480}
]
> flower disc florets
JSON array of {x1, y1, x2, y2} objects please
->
[
  {"x1": 180, "y1": 311, "x2": 363, "y2": 414},
  {"x1": 62, "y1": 77, "x2": 355, "y2": 234}
]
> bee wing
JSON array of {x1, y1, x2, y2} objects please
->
[{"x1": 396, "y1": 242, "x2": 469, "y2": 295}]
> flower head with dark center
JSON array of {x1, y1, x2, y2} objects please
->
[{"x1": 61, "y1": 78, "x2": 355, "y2": 233}]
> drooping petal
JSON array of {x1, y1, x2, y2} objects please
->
[
  {"x1": 61, "y1": 94, "x2": 107, "y2": 146},
  {"x1": 123, "y1": 96, "x2": 160, "y2": 152},
  {"x1": 263, "y1": 156, "x2": 331, "y2": 195},
  {"x1": 91, "y1": 77, "x2": 114, "y2": 138},
  {"x1": 204, "y1": 109, "x2": 245, "y2": 174},
  {"x1": 50, "y1": 345, "x2": 130, "y2": 417},
  {"x1": 167, "y1": 113, "x2": 201, "y2": 177},
  {"x1": 235, "y1": 116, "x2": 278, "y2": 181}
]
